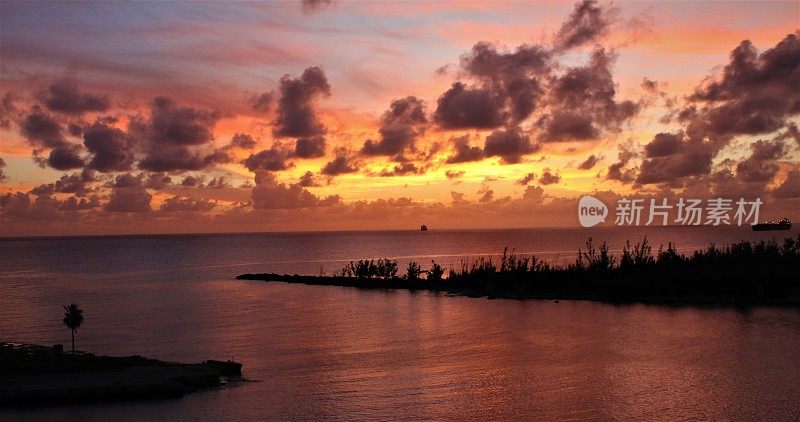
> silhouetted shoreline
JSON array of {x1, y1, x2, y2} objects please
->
[
  {"x1": 0, "y1": 343, "x2": 242, "y2": 407},
  {"x1": 238, "y1": 237, "x2": 800, "y2": 306}
]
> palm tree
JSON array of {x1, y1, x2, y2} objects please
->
[{"x1": 62, "y1": 304, "x2": 84, "y2": 354}]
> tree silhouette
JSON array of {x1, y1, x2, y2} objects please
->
[{"x1": 62, "y1": 304, "x2": 84, "y2": 354}]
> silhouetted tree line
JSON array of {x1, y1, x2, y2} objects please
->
[
  {"x1": 238, "y1": 236, "x2": 800, "y2": 304},
  {"x1": 341, "y1": 258, "x2": 399, "y2": 279}
]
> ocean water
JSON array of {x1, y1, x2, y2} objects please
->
[{"x1": 1, "y1": 227, "x2": 799, "y2": 420}]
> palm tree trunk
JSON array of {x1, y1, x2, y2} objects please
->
[{"x1": 71, "y1": 329, "x2": 75, "y2": 354}]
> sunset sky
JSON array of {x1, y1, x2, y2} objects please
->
[{"x1": 0, "y1": 0, "x2": 798, "y2": 235}]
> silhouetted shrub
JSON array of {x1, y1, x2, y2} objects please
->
[
  {"x1": 428, "y1": 261, "x2": 444, "y2": 282},
  {"x1": 657, "y1": 242, "x2": 683, "y2": 266},
  {"x1": 620, "y1": 237, "x2": 654, "y2": 270},
  {"x1": 406, "y1": 261, "x2": 422, "y2": 280},
  {"x1": 578, "y1": 237, "x2": 615, "y2": 272},
  {"x1": 341, "y1": 258, "x2": 398, "y2": 279}
]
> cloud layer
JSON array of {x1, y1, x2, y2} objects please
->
[{"x1": 1, "y1": 1, "x2": 798, "y2": 234}]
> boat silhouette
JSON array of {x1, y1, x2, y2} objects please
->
[{"x1": 752, "y1": 218, "x2": 791, "y2": 231}]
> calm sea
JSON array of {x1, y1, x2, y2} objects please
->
[{"x1": 1, "y1": 227, "x2": 799, "y2": 420}]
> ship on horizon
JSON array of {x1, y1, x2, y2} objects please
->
[{"x1": 752, "y1": 218, "x2": 791, "y2": 231}]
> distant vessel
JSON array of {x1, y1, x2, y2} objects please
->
[
  {"x1": 752, "y1": 218, "x2": 791, "y2": 231},
  {"x1": 420, "y1": 225, "x2": 428, "y2": 231}
]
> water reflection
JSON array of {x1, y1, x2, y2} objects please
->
[{"x1": 2, "y1": 230, "x2": 799, "y2": 420}]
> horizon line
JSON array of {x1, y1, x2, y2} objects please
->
[{"x1": 0, "y1": 224, "x2": 771, "y2": 241}]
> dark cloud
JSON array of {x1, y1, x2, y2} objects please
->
[
  {"x1": 31, "y1": 150, "x2": 48, "y2": 168},
  {"x1": 242, "y1": 144, "x2": 294, "y2": 172},
  {"x1": 294, "y1": 136, "x2": 326, "y2": 158},
  {"x1": 21, "y1": 108, "x2": 65, "y2": 148},
  {"x1": 47, "y1": 145, "x2": 85, "y2": 170},
  {"x1": 138, "y1": 147, "x2": 230, "y2": 172},
  {"x1": 59, "y1": 195, "x2": 100, "y2": 212},
  {"x1": 637, "y1": 132, "x2": 714, "y2": 184},
  {"x1": 378, "y1": 162, "x2": 425, "y2": 177},
  {"x1": 1, "y1": 92, "x2": 20, "y2": 129},
  {"x1": 251, "y1": 171, "x2": 341, "y2": 209},
  {"x1": 450, "y1": 191, "x2": 467, "y2": 204},
  {"x1": 41, "y1": 79, "x2": 109, "y2": 115},
  {"x1": 1, "y1": 193, "x2": 30, "y2": 219},
  {"x1": 478, "y1": 189, "x2": 494, "y2": 202},
  {"x1": 228, "y1": 133, "x2": 258, "y2": 150},
  {"x1": 206, "y1": 176, "x2": 231, "y2": 189},
  {"x1": 133, "y1": 97, "x2": 227, "y2": 172},
  {"x1": 472, "y1": 48, "x2": 549, "y2": 122},
  {"x1": 52, "y1": 169, "x2": 95, "y2": 196},
  {"x1": 735, "y1": 139, "x2": 787, "y2": 183},
  {"x1": 554, "y1": 0, "x2": 618, "y2": 51},
  {"x1": 633, "y1": 34, "x2": 800, "y2": 186},
  {"x1": 105, "y1": 173, "x2": 152, "y2": 213},
  {"x1": 0, "y1": 157, "x2": 6, "y2": 181},
  {"x1": 144, "y1": 172, "x2": 172, "y2": 189},
  {"x1": 460, "y1": 42, "x2": 551, "y2": 87},
  {"x1": 641, "y1": 77, "x2": 678, "y2": 123},
  {"x1": 578, "y1": 154, "x2": 600, "y2": 170},
  {"x1": 436, "y1": 42, "x2": 551, "y2": 129},
  {"x1": 321, "y1": 149, "x2": 359, "y2": 176},
  {"x1": 298, "y1": 171, "x2": 322, "y2": 187},
  {"x1": 361, "y1": 96, "x2": 427, "y2": 158},
  {"x1": 538, "y1": 168, "x2": 561, "y2": 185},
  {"x1": 1, "y1": 191, "x2": 64, "y2": 221},
  {"x1": 516, "y1": 172, "x2": 535, "y2": 185},
  {"x1": 540, "y1": 48, "x2": 639, "y2": 142},
  {"x1": 641, "y1": 77, "x2": 658, "y2": 93},
  {"x1": 21, "y1": 108, "x2": 87, "y2": 170},
  {"x1": 436, "y1": 64, "x2": 453, "y2": 77},
  {"x1": 83, "y1": 120, "x2": 136, "y2": 172},
  {"x1": 644, "y1": 132, "x2": 682, "y2": 157},
  {"x1": 773, "y1": 122, "x2": 800, "y2": 147},
  {"x1": 109, "y1": 172, "x2": 141, "y2": 188},
  {"x1": 606, "y1": 142, "x2": 637, "y2": 183},
  {"x1": 686, "y1": 168, "x2": 771, "y2": 199},
  {"x1": 771, "y1": 170, "x2": 800, "y2": 198},
  {"x1": 639, "y1": 134, "x2": 789, "y2": 191},
  {"x1": 504, "y1": 78, "x2": 545, "y2": 124},
  {"x1": 749, "y1": 138, "x2": 787, "y2": 160},
  {"x1": 148, "y1": 96, "x2": 220, "y2": 146},
  {"x1": 522, "y1": 185, "x2": 546, "y2": 203},
  {"x1": 180, "y1": 175, "x2": 205, "y2": 187},
  {"x1": 67, "y1": 122, "x2": 87, "y2": 137},
  {"x1": 537, "y1": 111, "x2": 599, "y2": 142},
  {"x1": 445, "y1": 170, "x2": 465, "y2": 179},
  {"x1": 251, "y1": 91, "x2": 274, "y2": 114},
  {"x1": 202, "y1": 150, "x2": 233, "y2": 166},
  {"x1": 446, "y1": 135, "x2": 484, "y2": 163},
  {"x1": 419, "y1": 141, "x2": 443, "y2": 162},
  {"x1": 483, "y1": 127, "x2": 540, "y2": 164},
  {"x1": 273, "y1": 66, "x2": 331, "y2": 138},
  {"x1": 681, "y1": 33, "x2": 800, "y2": 144},
  {"x1": 160, "y1": 196, "x2": 216, "y2": 212},
  {"x1": 29, "y1": 183, "x2": 55, "y2": 197},
  {"x1": 433, "y1": 82, "x2": 505, "y2": 129},
  {"x1": 735, "y1": 160, "x2": 780, "y2": 184}
]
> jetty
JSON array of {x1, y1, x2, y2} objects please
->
[
  {"x1": 238, "y1": 237, "x2": 800, "y2": 306},
  {"x1": 0, "y1": 343, "x2": 242, "y2": 407}
]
